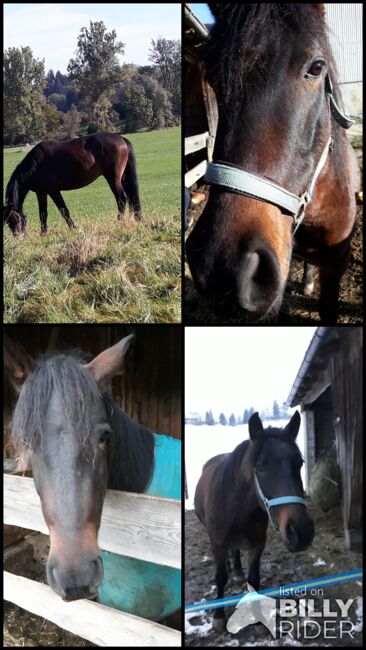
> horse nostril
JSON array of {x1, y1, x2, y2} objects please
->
[
  {"x1": 286, "y1": 522, "x2": 299, "y2": 548},
  {"x1": 236, "y1": 241, "x2": 281, "y2": 315}
]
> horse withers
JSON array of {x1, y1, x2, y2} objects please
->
[
  {"x1": 4, "y1": 132, "x2": 142, "y2": 235},
  {"x1": 194, "y1": 411, "x2": 314, "y2": 630},
  {"x1": 186, "y1": 4, "x2": 360, "y2": 323}
]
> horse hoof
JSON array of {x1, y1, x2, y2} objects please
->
[
  {"x1": 40, "y1": 231, "x2": 48, "y2": 236},
  {"x1": 213, "y1": 616, "x2": 226, "y2": 632},
  {"x1": 134, "y1": 213, "x2": 143, "y2": 222}
]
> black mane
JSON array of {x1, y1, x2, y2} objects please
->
[
  {"x1": 103, "y1": 393, "x2": 154, "y2": 492},
  {"x1": 204, "y1": 4, "x2": 340, "y2": 105},
  {"x1": 5, "y1": 143, "x2": 45, "y2": 206}
]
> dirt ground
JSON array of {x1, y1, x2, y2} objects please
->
[
  {"x1": 185, "y1": 503, "x2": 363, "y2": 647},
  {"x1": 184, "y1": 145, "x2": 363, "y2": 325}
]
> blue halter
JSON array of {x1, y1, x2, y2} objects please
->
[{"x1": 254, "y1": 470, "x2": 306, "y2": 531}]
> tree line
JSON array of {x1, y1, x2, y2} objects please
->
[
  {"x1": 4, "y1": 20, "x2": 181, "y2": 145},
  {"x1": 186, "y1": 401, "x2": 291, "y2": 425}
]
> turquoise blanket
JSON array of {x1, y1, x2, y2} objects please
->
[{"x1": 99, "y1": 432, "x2": 181, "y2": 620}]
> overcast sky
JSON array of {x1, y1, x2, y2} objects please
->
[
  {"x1": 4, "y1": 3, "x2": 181, "y2": 72},
  {"x1": 185, "y1": 327, "x2": 317, "y2": 418}
]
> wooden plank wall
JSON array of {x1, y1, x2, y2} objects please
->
[
  {"x1": 329, "y1": 327, "x2": 363, "y2": 550},
  {"x1": 4, "y1": 326, "x2": 181, "y2": 440}
]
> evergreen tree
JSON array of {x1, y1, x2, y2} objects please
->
[
  {"x1": 219, "y1": 413, "x2": 227, "y2": 426},
  {"x1": 205, "y1": 410, "x2": 215, "y2": 425},
  {"x1": 273, "y1": 400, "x2": 280, "y2": 419},
  {"x1": 229, "y1": 413, "x2": 236, "y2": 426},
  {"x1": 243, "y1": 409, "x2": 249, "y2": 424}
]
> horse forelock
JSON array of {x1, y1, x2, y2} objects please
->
[
  {"x1": 11, "y1": 353, "x2": 104, "y2": 458},
  {"x1": 204, "y1": 4, "x2": 338, "y2": 105}
]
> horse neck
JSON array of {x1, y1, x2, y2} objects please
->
[{"x1": 105, "y1": 397, "x2": 155, "y2": 493}]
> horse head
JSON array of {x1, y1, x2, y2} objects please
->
[
  {"x1": 4, "y1": 205, "x2": 27, "y2": 235},
  {"x1": 249, "y1": 411, "x2": 314, "y2": 552}
]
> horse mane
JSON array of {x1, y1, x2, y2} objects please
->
[
  {"x1": 103, "y1": 393, "x2": 154, "y2": 493},
  {"x1": 5, "y1": 143, "x2": 45, "y2": 206},
  {"x1": 11, "y1": 352, "x2": 103, "y2": 458},
  {"x1": 204, "y1": 4, "x2": 341, "y2": 107}
]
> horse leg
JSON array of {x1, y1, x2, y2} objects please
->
[
  {"x1": 50, "y1": 191, "x2": 76, "y2": 229},
  {"x1": 105, "y1": 174, "x2": 127, "y2": 221},
  {"x1": 212, "y1": 544, "x2": 228, "y2": 631},
  {"x1": 36, "y1": 192, "x2": 48, "y2": 236},
  {"x1": 318, "y1": 245, "x2": 351, "y2": 323},
  {"x1": 303, "y1": 262, "x2": 315, "y2": 296},
  {"x1": 233, "y1": 549, "x2": 245, "y2": 583},
  {"x1": 247, "y1": 540, "x2": 265, "y2": 591}
]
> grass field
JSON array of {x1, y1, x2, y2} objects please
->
[{"x1": 4, "y1": 127, "x2": 181, "y2": 323}]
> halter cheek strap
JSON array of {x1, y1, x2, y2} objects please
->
[
  {"x1": 205, "y1": 74, "x2": 354, "y2": 232},
  {"x1": 254, "y1": 470, "x2": 306, "y2": 532}
]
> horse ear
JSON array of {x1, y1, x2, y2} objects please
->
[
  {"x1": 313, "y1": 4, "x2": 325, "y2": 17},
  {"x1": 248, "y1": 412, "x2": 263, "y2": 440},
  {"x1": 84, "y1": 334, "x2": 135, "y2": 391},
  {"x1": 4, "y1": 336, "x2": 34, "y2": 394},
  {"x1": 284, "y1": 411, "x2": 301, "y2": 440}
]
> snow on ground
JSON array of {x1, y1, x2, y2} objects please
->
[
  {"x1": 313, "y1": 558, "x2": 327, "y2": 566},
  {"x1": 185, "y1": 419, "x2": 306, "y2": 507}
]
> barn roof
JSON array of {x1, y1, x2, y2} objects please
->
[{"x1": 286, "y1": 327, "x2": 341, "y2": 407}]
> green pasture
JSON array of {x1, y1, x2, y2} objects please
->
[{"x1": 4, "y1": 127, "x2": 181, "y2": 323}]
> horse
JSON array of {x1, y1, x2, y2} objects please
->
[
  {"x1": 194, "y1": 411, "x2": 314, "y2": 631},
  {"x1": 4, "y1": 132, "x2": 142, "y2": 235},
  {"x1": 6, "y1": 334, "x2": 181, "y2": 620},
  {"x1": 186, "y1": 4, "x2": 360, "y2": 323}
]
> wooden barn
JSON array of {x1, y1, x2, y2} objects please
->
[
  {"x1": 184, "y1": 3, "x2": 217, "y2": 189},
  {"x1": 286, "y1": 326, "x2": 362, "y2": 552},
  {"x1": 4, "y1": 325, "x2": 181, "y2": 646}
]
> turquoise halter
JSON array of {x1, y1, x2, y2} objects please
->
[{"x1": 254, "y1": 470, "x2": 306, "y2": 531}]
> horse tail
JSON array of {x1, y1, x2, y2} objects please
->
[{"x1": 123, "y1": 138, "x2": 142, "y2": 218}]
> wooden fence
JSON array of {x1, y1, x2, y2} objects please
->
[
  {"x1": 184, "y1": 4, "x2": 218, "y2": 189},
  {"x1": 4, "y1": 474, "x2": 181, "y2": 646}
]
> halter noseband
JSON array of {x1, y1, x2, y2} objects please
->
[
  {"x1": 205, "y1": 74, "x2": 354, "y2": 233},
  {"x1": 254, "y1": 469, "x2": 306, "y2": 531}
]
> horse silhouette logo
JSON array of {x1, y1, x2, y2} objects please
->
[{"x1": 226, "y1": 583, "x2": 277, "y2": 637}]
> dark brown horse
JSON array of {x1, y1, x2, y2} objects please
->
[
  {"x1": 4, "y1": 133, "x2": 142, "y2": 235},
  {"x1": 186, "y1": 4, "x2": 360, "y2": 323},
  {"x1": 194, "y1": 412, "x2": 314, "y2": 630}
]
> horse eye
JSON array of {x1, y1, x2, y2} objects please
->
[
  {"x1": 99, "y1": 430, "x2": 111, "y2": 443},
  {"x1": 307, "y1": 60, "x2": 324, "y2": 78}
]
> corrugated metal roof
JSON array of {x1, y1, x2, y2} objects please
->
[{"x1": 325, "y1": 3, "x2": 363, "y2": 83}]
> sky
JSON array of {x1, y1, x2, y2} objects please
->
[
  {"x1": 189, "y1": 3, "x2": 213, "y2": 25},
  {"x1": 185, "y1": 327, "x2": 317, "y2": 418},
  {"x1": 4, "y1": 3, "x2": 181, "y2": 72}
]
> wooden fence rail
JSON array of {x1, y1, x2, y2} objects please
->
[
  {"x1": 4, "y1": 475, "x2": 181, "y2": 569},
  {"x1": 4, "y1": 572, "x2": 181, "y2": 647}
]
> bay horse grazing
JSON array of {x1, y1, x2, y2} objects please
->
[
  {"x1": 6, "y1": 335, "x2": 180, "y2": 620},
  {"x1": 186, "y1": 4, "x2": 360, "y2": 323},
  {"x1": 4, "y1": 132, "x2": 142, "y2": 235},
  {"x1": 194, "y1": 412, "x2": 314, "y2": 631}
]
